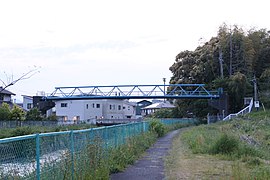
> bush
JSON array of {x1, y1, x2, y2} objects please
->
[
  {"x1": 25, "y1": 108, "x2": 43, "y2": 121},
  {"x1": 149, "y1": 119, "x2": 166, "y2": 137},
  {"x1": 0, "y1": 102, "x2": 11, "y2": 120},
  {"x1": 211, "y1": 133, "x2": 239, "y2": 155},
  {"x1": 46, "y1": 114, "x2": 58, "y2": 121}
]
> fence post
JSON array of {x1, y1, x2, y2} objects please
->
[
  {"x1": 122, "y1": 125, "x2": 126, "y2": 144},
  {"x1": 114, "y1": 126, "x2": 117, "y2": 148},
  {"x1": 70, "y1": 130, "x2": 75, "y2": 180},
  {"x1": 105, "y1": 126, "x2": 108, "y2": 158},
  {"x1": 36, "y1": 134, "x2": 40, "y2": 180}
]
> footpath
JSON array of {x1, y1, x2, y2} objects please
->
[{"x1": 110, "y1": 129, "x2": 182, "y2": 180}]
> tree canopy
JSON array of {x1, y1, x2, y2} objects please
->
[{"x1": 169, "y1": 24, "x2": 270, "y2": 117}]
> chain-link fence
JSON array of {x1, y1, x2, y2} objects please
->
[{"x1": 0, "y1": 119, "x2": 196, "y2": 179}]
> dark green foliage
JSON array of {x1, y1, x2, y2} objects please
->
[
  {"x1": 150, "y1": 109, "x2": 173, "y2": 118},
  {"x1": 149, "y1": 119, "x2": 166, "y2": 137},
  {"x1": 0, "y1": 103, "x2": 11, "y2": 120},
  {"x1": 10, "y1": 105, "x2": 25, "y2": 121},
  {"x1": 46, "y1": 114, "x2": 58, "y2": 121},
  {"x1": 25, "y1": 107, "x2": 43, "y2": 120},
  {"x1": 169, "y1": 24, "x2": 270, "y2": 116}
]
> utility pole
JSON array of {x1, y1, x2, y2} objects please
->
[
  {"x1": 219, "y1": 47, "x2": 224, "y2": 79},
  {"x1": 252, "y1": 75, "x2": 259, "y2": 111},
  {"x1": 163, "y1": 78, "x2": 166, "y2": 102}
]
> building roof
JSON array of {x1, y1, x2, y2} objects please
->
[
  {"x1": 0, "y1": 87, "x2": 15, "y2": 95},
  {"x1": 137, "y1": 100, "x2": 152, "y2": 104},
  {"x1": 142, "y1": 102, "x2": 175, "y2": 109},
  {"x1": 22, "y1": 95, "x2": 33, "y2": 99}
]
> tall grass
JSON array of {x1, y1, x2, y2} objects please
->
[
  {"x1": 181, "y1": 112, "x2": 270, "y2": 179},
  {"x1": 38, "y1": 131, "x2": 157, "y2": 179}
]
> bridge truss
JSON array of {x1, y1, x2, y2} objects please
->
[{"x1": 44, "y1": 84, "x2": 221, "y2": 100}]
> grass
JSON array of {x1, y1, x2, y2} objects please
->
[
  {"x1": 0, "y1": 124, "x2": 96, "y2": 139},
  {"x1": 165, "y1": 110, "x2": 270, "y2": 179},
  {"x1": 41, "y1": 131, "x2": 157, "y2": 180}
]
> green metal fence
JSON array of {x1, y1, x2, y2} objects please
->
[{"x1": 0, "y1": 119, "x2": 196, "y2": 179}]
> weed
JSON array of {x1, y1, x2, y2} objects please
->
[{"x1": 149, "y1": 119, "x2": 166, "y2": 137}]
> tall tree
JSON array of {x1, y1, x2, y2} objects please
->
[{"x1": 169, "y1": 24, "x2": 270, "y2": 117}]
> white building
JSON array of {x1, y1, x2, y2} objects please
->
[
  {"x1": 22, "y1": 95, "x2": 33, "y2": 111},
  {"x1": 54, "y1": 99, "x2": 136, "y2": 123}
]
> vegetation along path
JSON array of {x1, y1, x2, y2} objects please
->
[{"x1": 110, "y1": 129, "x2": 182, "y2": 180}]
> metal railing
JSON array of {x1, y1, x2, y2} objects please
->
[
  {"x1": 0, "y1": 119, "x2": 196, "y2": 179},
  {"x1": 223, "y1": 98, "x2": 253, "y2": 121}
]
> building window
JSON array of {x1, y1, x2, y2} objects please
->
[
  {"x1": 27, "y1": 103, "x2": 32, "y2": 109},
  {"x1": 92, "y1": 103, "x2": 95, "y2": 108},
  {"x1": 118, "y1": 105, "x2": 121, "y2": 110},
  {"x1": 96, "y1": 104, "x2": 100, "y2": 108},
  {"x1": 109, "y1": 104, "x2": 112, "y2": 110},
  {"x1": 61, "y1": 103, "x2": 68, "y2": 107},
  {"x1": 86, "y1": 104, "x2": 89, "y2": 109},
  {"x1": 0, "y1": 94, "x2": 3, "y2": 101},
  {"x1": 73, "y1": 116, "x2": 80, "y2": 121},
  {"x1": 123, "y1": 106, "x2": 126, "y2": 109}
]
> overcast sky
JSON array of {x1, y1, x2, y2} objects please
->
[{"x1": 1, "y1": 0, "x2": 269, "y2": 101}]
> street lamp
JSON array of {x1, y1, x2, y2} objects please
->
[{"x1": 163, "y1": 78, "x2": 166, "y2": 102}]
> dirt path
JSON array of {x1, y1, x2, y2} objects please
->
[{"x1": 110, "y1": 129, "x2": 182, "y2": 180}]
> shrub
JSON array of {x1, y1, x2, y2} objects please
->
[
  {"x1": 211, "y1": 133, "x2": 239, "y2": 155},
  {"x1": 149, "y1": 119, "x2": 166, "y2": 137},
  {"x1": 25, "y1": 108, "x2": 43, "y2": 121},
  {"x1": 46, "y1": 114, "x2": 58, "y2": 121},
  {"x1": 0, "y1": 102, "x2": 11, "y2": 120}
]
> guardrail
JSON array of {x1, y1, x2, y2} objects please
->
[
  {"x1": 223, "y1": 98, "x2": 253, "y2": 121},
  {"x1": 0, "y1": 119, "x2": 196, "y2": 179}
]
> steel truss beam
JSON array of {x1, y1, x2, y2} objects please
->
[{"x1": 44, "y1": 84, "x2": 221, "y2": 100}]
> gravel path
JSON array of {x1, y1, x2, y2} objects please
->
[{"x1": 110, "y1": 129, "x2": 181, "y2": 180}]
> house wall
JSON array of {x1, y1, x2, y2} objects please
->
[
  {"x1": 23, "y1": 96, "x2": 33, "y2": 111},
  {"x1": 123, "y1": 102, "x2": 136, "y2": 119},
  {"x1": 102, "y1": 100, "x2": 125, "y2": 119},
  {"x1": 83, "y1": 100, "x2": 103, "y2": 120},
  {"x1": 54, "y1": 99, "x2": 136, "y2": 121},
  {"x1": 55, "y1": 100, "x2": 85, "y2": 121},
  {"x1": 2, "y1": 94, "x2": 12, "y2": 102}
]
